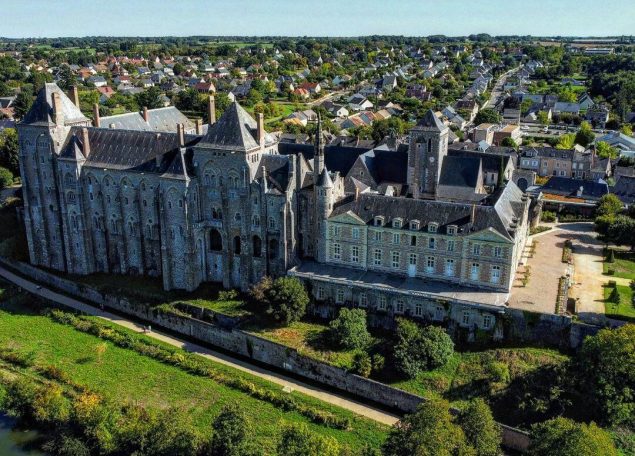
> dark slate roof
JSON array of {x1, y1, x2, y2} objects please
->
[
  {"x1": 541, "y1": 176, "x2": 609, "y2": 200},
  {"x1": 62, "y1": 127, "x2": 197, "y2": 175},
  {"x1": 100, "y1": 106, "x2": 195, "y2": 133},
  {"x1": 438, "y1": 155, "x2": 481, "y2": 188},
  {"x1": 330, "y1": 192, "x2": 517, "y2": 240},
  {"x1": 278, "y1": 142, "x2": 372, "y2": 177},
  {"x1": 415, "y1": 109, "x2": 447, "y2": 131},
  {"x1": 448, "y1": 147, "x2": 516, "y2": 174},
  {"x1": 200, "y1": 102, "x2": 275, "y2": 151},
  {"x1": 523, "y1": 147, "x2": 575, "y2": 160},
  {"x1": 358, "y1": 147, "x2": 408, "y2": 185},
  {"x1": 255, "y1": 154, "x2": 291, "y2": 192},
  {"x1": 22, "y1": 83, "x2": 88, "y2": 126},
  {"x1": 612, "y1": 176, "x2": 635, "y2": 204},
  {"x1": 316, "y1": 167, "x2": 334, "y2": 187}
]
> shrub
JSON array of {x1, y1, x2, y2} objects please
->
[
  {"x1": 608, "y1": 287, "x2": 621, "y2": 304},
  {"x1": 541, "y1": 211, "x2": 556, "y2": 223},
  {"x1": 607, "y1": 249, "x2": 615, "y2": 263},
  {"x1": 487, "y1": 361, "x2": 510, "y2": 384},
  {"x1": 0, "y1": 166, "x2": 13, "y2": 189},
  {"x1": 277, "y1": 424, "x2": 341, "y2": 456},
  {"x1": 218, "y1": 289, "x2": 239, "y2": 301},
  {"x1": 210, "y1": 404, "x2": 249, "y2": 456},
  {"x1": 265, "y1": 277, "x2": 309, "y2": 325},
  {"x1": 372, "y1": 354, "x2": 385, "y2": 374},
  {"x1": 328, "y1": 308, "x2": 371, "y2": 350},
  {"x1": 528, "y1": 417, "x2": 618, "y2": 456},
  {"x1": 458, "y1": 399, "x2": 502, "y2": 456},
  {"x1": 352, "y1": 352, "x2": 372, "y2": 378},
  {"x1": 393, "y1": 319, "x2": 454, "y2": 378}
]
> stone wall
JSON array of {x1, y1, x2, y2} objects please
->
[{"x1": 0, "y1": 258, "x2": 534, "y2": 452}]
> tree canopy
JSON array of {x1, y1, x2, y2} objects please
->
[
  {"x1": 328, "y1": 308, "x2": 371, "y2": 350},
  {"x1": 474, "y1": 108, "x2": 501, "y2": 125},
  {"x1": 528, "y1": 418, "x2": 618, "y2": 456},
  {"x1": 393, "y1": 319, "x2": 454, "y2": 379}
]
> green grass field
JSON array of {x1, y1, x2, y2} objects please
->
[
  {"x1": 604, "y1": 251, "x2": 635, "y2": 281},
  {"x1": 603, "y1": 285, "x2": 635, "y2": 322},
  {"x1": 0, "y1": 291, "x2": 388, "y2": 453}
]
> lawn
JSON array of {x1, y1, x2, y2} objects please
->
[
  {"x1": 603, "y1": 285, "x2": 635, "y2": 322},
  {"x1": 604, "y1": 250, "x2": 635, "y2": 281},
  {"x1": 0, "y1": 290, "x2": 388, "y2": 453},
  {"x1": 244, "y1": 319, "x2": 368, "y2": 369}
]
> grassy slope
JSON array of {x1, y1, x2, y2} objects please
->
[{"x1": 0, "y1": 296, "x2": 387, "y2": 453}]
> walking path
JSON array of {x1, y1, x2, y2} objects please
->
[{"x1": 0, "y1": 265, "x2": 400, "y2": 426}]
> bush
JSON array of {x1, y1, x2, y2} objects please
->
[
  {"x1": 328, "y1": 308, "x2": 371, "y2": 350},
  {"x1": 458, "y1": 399, "x2": 502, "y2": 456},
  {"x1": 608, "y1": 287, "x2": 621, "y2": 304},
  {"x1": 541, "y1": 211, "x2": 556, "y2": 223},
  {"x1": 607, "y1": 249, "x2": 615, "y2": 263},
  {"x1": 0, "y1": 166, "x2": 13, "y2": 189},
  {"x1": 210, "y1": 404, "x2": 248, "y2": 456},
  {"x1": 218, "y1": 289, "x2": 239, "y2": 301},
  {"x1": 265, "y1": 277, "x2": 309, "y2": 325},
  {"x1": 277, "y1": 424, "x2": 340, "y2": 456},
  {"x1": 393, "y1": 319, "x2": 454, "y2": 379},
  {"x1": 352, "y1": 352, "x2": 372, "y2": 378},
  {"x1": 528, "y1": 418, "x2": 618, "y2": 456}
]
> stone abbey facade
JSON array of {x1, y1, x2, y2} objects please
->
[{"x1": 18, "y1": 83, "x2": 530, "y2": 330}]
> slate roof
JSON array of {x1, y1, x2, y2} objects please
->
[
  {"x1": 416, "y1": 109, "x2": 447, "y2": 131},
  {"x1": 447, "y1": 147, "x2": 516, "y2": 174},
  {"x1": 541, "y1": 176, "x2": 609, "y2": 200},
  {"x1": 100, "y1": 107, "x2": 195, "y2": 133},
  {"x1": 255, "y1": 154, "x2": 291, "y2": 192},
  {"x1": 523, "y1": 147, "x2": 575, "y2": 160},
  {"x1": 200, "y1": 102, "x2": 276, "y2": 151},
  {"x1": 358, "y1": 146, "x2": 409, "y2": 185},
  {"x1": 22, "y1": 83, "x2": 88, "y2": 126},
  {"x1": 330, "y1": 192, "x2": 519, "y2": 241},
  {"x1": 438, "y1": 155, "x2": 482, "y2": 189},
  {"x1": 612, "y1": 175, "x2": 635, "y2": 204},
  {"x1": 60, "y1": 127, "x2": 197, "y2": 175}
]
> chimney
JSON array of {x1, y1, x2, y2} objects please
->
[
  {"x1": 81, "y1": 127, "x2": 90, "y2": 156},
  {"x1": 257, "y1": 112, "x2": 265, "y2": 147},
  {"x1": 471, "y1": 204, "x2": 476, "y2": 224},
  {"x1": 143, "y1": 106, "x2": 149, "y2": 123},
  {"x1": 92, "y1": 103, "x2": 101, "y2": 128},
  {"x1": 208, "y1": 95, "x2": 216, "y2": 126},
  {"x1": 51, "y1": 92, "x2": 64, "y2": 126},
  {"x1": 177, "y1": 123, "x2": 185, "y2": 147},
  {"x1": 355, "y1": 185, "x2": 360, "y2": 200},
  {"x1": 109, "y1": 123, "x2": 116, "y2": 129},
  {"x1": 70, "y1": 86, "x2": 80, "y2": 108},
  {"x1": 195, "y1": 118, "x2": 203, "y2": 135},
  {"x1": 261, "y1": 165, "x2": 268, "y2": 192}
]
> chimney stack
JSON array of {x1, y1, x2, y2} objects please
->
[
  {"x1": 70, "y1": 86, "x2": 80, "y2": 108},
  {"x1": 143, "y1": 106, "x2": 149, "y2": 123},
  {"x1": 195, "y1": 118, "x2": 203, "y2": 135},
  {"x1": 81, "y1": 127, "x2": 90, "y2": 156},
  {"x1": 109, "y1": 123, "x2": 116, "y2": 129},
  {"x1": 208, "y1": 95, "x2": 216, "y2": 126},
  {"x1": 92, "y1": 103, "x2": 101, "y2": 128},
  {"x1": 177, "y1": 123, "x2": 185, "y2": 147},
  {"x1": 257, "y1": 113, "x2": 265, "y2": 148},
  {"x1": 471, "y1": 204, "x2": 476, "y2": 224},
  {"x1": 51, "y1": 92, "x2": 64, "y2": 126}
]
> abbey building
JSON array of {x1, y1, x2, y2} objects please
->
[{"x1": 18, "y1": 83, "x2": 531, "y2": 328}]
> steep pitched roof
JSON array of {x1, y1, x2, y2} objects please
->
[
  {"x1": 416, "y1": 109, "x2": 447, "y2": 131},
  {"x1": 200, "y1": 102, "x2": 275, "y2": 151},
  {"x1": 100, "y1": 106, "x2": 195, "y2": 133},
  {"x1": 22, "y1": 83, "x2": 88, "y2": 126}
]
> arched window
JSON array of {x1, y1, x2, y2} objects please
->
[
  {"x1": 234, "y1": 212, "x2": 241, "y2": 222},
  {"x1": 269, "y1": 239, "x2": 278, "y2": 259},
  {"x1": 253, "y1": 236, "x2": 262, "y2": 257},
  {"x1": 233, "y1": 236, "x2": 241, "y2": 254},
  {"x1": 209, "y1": 229, "x2": 222, "y2": 251}
]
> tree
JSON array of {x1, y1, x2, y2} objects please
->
[
  {"x1": 210, "y1": 404, "x2": 248, "y2": 456},
  {"x1": 575, "y1": 121, "x2": 595, "y2": 148},
  {"x1": 596, "y1": 194, "x2": 623, "y2": 218},
  {"x1": 473, "y1": 108, "x2": 501, "y2": 125},
  {"x1": 135, "y1": 86, "x2": 164, "y2": 110},
  {"x1": 608, "y1": 286, "x2": 621, "y2": 304},
  {"x1": 500, "y1": 137, "x2": 517, "y2": 149},
  {"x1": 328, "y1": 308, "x2": 371, "y2": 350},
  {"x1": 0, "y1": 166, "x2": 13, "y2": 189},
  {"x1": 265, "y1": 277, "x2": 309, "y2": 325},
  {"x1": 576, "y1": 324, "x2": 635, "y2": 427},
  {"x1": 145, "y1": 408, "x2": 202, "y2": 456},
  {"x1": 0, "y1": 128, "x2": 19, "y2": 176},
  {"x1": 537, "y1": 111, "x2": 550, "y2": 127},
  {"x1": 621, "y1": 124, "x2": 633, "y2": 136},
  {"x1": 393, "y1": 319, "x2": 454, "y2": 378},
  {"x1": 607, "y1": 249, "x2": 615, "y2": 263},
  {"x1": 528, "y1": 418, "x2": 618, "y2": 456},
  {"x1": 382, "y1": 399, "x2": 471, "y2": 456},
  {"x1": 596, "y1": 141, "x2": 619, "y2": 159},
  {"x1": 458, "y1": 399, "x2": 502, "y2": 456},
  {"x1": 607, "y1": 215, "x2": 635, "y2": 250},
  {"x1": 556, "y1": 133, "x2": 576, "y2": 150},
  {"x1": 56, "y1": 64, "x2": 76, "y2": 91},
  {"x1": 277, "y1": 424, "x2": 340, "y2": 456},
  {"x1": 13, "y1": 90, "x2": 33, "y2": 120},
  {"x1": 352, "y1": 352, "x2": 372, "y2": 377}
]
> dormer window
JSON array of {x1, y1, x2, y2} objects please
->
[
  {"x1": 410, "y1": 220, "x2": 420, "y2": 231},
  {"x1": 447, "y1": 225, "x2": 457, "y2": 236},
  {"x1": 428, "y1": 223, "x2": 438, "y2": 233},
  {"x1": 392, "y1": 218, "x2": 403, "y2": 229},
  {"x1": 374, "y1": 216, "x2": 384, "y2": 227}
]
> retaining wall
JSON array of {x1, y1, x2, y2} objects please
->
[{"x1": 1, "y1": 259, "x2": 533, "y2": 452}]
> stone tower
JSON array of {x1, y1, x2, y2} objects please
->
[{"x1": 407, "y1": 109, "x2": 449, "y2": 199}]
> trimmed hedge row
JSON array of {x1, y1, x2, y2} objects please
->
[{"x1": 47, "y1": 310, "x2": 351, "y2": 430}]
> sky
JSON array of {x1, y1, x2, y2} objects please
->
[{"x1": 1, "y1": 0, "x2": 634, "y2": 38}]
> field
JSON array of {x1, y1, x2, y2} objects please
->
[{"x1": 0, "y1": 289, "x2": 388, "y2": 453}]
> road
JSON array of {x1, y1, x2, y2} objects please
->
[
  {"x1": 0, "y1": 264, "x2": 401, "y2": 427},
  {"x1": 483, "y1": 66, "x2": 520, "y2": 109},
  {"x1": 308, "y1": 89, "x2": 350, "y2": 107}
]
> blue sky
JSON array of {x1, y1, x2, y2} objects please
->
[{"x1": 1, "y1": 0, "x2": 633, "y2": 38}]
